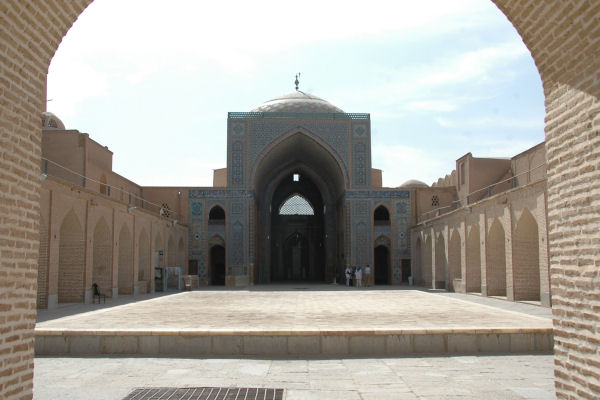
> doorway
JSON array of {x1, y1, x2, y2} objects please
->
[
  {"x1": 210, "y1": 245, "x2": 225, "y2": 285},
  {"x1": 374, "y1": 245, "x2": 390, "y2": 285}
]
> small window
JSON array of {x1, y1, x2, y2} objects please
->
[
  {"x1": 293, "y1": 173, "x2": 300, "y2": 182},
  {"x1": 209, "y1": 205, "x2": 226, "y2": 224},
  {"x1": 432, "y1": 195, "x2": 439, "y2": 207},
  {"x1": 460, "y1": 162, "x2": 465, "y2": 185},
  {"x1": 374, "y1": 205, "x2": 390, "y2": 225},
  {"x1": 279, "y1": 194, "x2": 314, "y2": 215},
  {"x1": 160, "y1": 203, "x2": 170, "y2": 218}
]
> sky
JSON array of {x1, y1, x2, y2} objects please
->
[{"x1": 46, "y1": 0, "x2": 545, "y2": 188}]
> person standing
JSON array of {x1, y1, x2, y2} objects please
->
[
  {"x1": 345, "y1": 266, "x2": 352, "y2": 287},
  {"x1": 355, "y1": 266, "x2": 363, "y2": 288},
  {"x1": 364, "y1": 265, "x2": 371, "y2": 287}
]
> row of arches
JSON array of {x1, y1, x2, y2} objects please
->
[
  {"x1": 414, "y1": 208, "x2": 547, "y2": 304},
  {"x1": 45, "y1": 208, "x2": 185, "y2": 306}
]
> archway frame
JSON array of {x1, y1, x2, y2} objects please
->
[{"x1": 1, "y1": 1, "x2": 599, "y2": 398}]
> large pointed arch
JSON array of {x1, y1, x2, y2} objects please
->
[{"x1": 251, "y1": 129, "x2": 348, "y2": 196}]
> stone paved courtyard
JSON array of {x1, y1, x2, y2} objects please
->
[
  {"x1": 36, "y1": 286, "x2": 552, "y2": 332},
  {"x1": 33, "y1": 286, "x2": 556, "y2": 398}
]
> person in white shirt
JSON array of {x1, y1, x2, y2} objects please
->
[
  {"x1": 344, "y1": 266, "x2": 352, "y2": 287},
  {"x1": 355, "y1": 266, "x2": 363, "y2": 288}
]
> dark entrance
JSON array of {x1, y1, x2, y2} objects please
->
[
  {"x1": 270, "y1": 173, "x2": 325, "y2": 282},
  {"x1": 210, "y1": 245, "x2": 225, "y2": 285},
  {"x1": 401, "y1": 259, "x2": 411, "y2": 282},
  {"x1": 282, "y1": 232, "x2": 309, "y2": 280},
  {"x1": 374, "y1": 245, "x2": 390, "y2": 284}
]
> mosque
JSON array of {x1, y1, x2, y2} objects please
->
[{"x1": 37, "y1": 82, "x2": 549, "y2": 309}]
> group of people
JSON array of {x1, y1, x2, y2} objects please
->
[{"x1": 344, "y1": 265, "x2": 371, "y2": 287}]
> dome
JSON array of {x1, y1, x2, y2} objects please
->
[
  {"x1": 41, "y1": 112, "x2": 65, "y2": 130},
  {"x1": 399, "y1": 179, "x2": 429, "y2": 188},
  {"x1": 251, "y1": 91, "x2": 344, "y2": 114}
]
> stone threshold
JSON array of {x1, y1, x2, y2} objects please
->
[{"x1": 35, "y1": 328, "x2": 553, "y2": 356}]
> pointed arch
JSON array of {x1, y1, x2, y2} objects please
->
[
  {"x1": 208, "y1": 205, "x2": 225, "y2": 224},
  {"x1": 448, "y1": 229, "x2": 462, "y2": 292},
  {"x1": 279, "y1": 193, "x2": 315, "y2": 215},
  {"x1": 92, "y1": 217, "x2": 112, "y2": 297},
  {"x1": 373, "y1": 205, "x2": 390, "y2": 225},
  {"x1": 513, "y1": 209, "x2": 540, "y2": 301},
  {"x1": 435, "y1": 232, "x2": 447, "y2": 289},
  {"x1": 423, "y1": 235, "x2": 432, "y2": 287},
  {"x1": 251, "y1": 129, "x2": 348, "y2": 196},
  {"x1": 58, "y1": 209, "x2": 85, "y2": 303},
  {"x1": 118, "y1": 224, "x2": 133, "y2": 294},
  {"x1": 487, "y1": 218, "x2": 507, "y2": 296},
  {"x1": 466, "y1": 224, "x2": 481, "y2": 293}
]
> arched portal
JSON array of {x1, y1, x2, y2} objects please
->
[
  {"x1": 487, "y1": 219, "x2": 507, "y2": 296},
  {"x1": 423, "y1": 236, "x2": 433, "y2": 287},
  {"x1": 58, "y1": 210, "x2": 85, "y2": 303},
  {"x1": 210, "y1": 245, "x2": 226, "y2": 286},
  {"x1": 448, "y1": 229, "x2": 462, "y2": 291},
  {"x1": 513, "y1": 209, "x2": 540, "y2": 301},
  {"x1": 252, "y1": 131, "x2": 346, "y2": 284},
  {"x1": 374, "y1": 245, "x2": 390, "y2": 285},
  {"x1": 118, "y1": 225, "x2": 133, "y2": 294},
  {"x1": 270, "y1": 182, "x2": 324, "y2": 282},
  {"x1": 138, "y1": 229, "x2": 150, "y2": 292},
  {"x1": 466, "y1": 225, "x2": 481, "y2": 293},
  {"x1": 92, "y1": 217, "x2": 112, "y2": 297},
  {"x1": 435, "y1": 233, "x2": 447, "y2": 289}
]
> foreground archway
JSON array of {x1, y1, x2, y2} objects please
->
[{"x1": 1, "y1": 1, "x2": 600, "y2": 398}]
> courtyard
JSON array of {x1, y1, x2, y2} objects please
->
[{"x1": 33, "y1": 286, "x2": 556, "y2": 399}]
